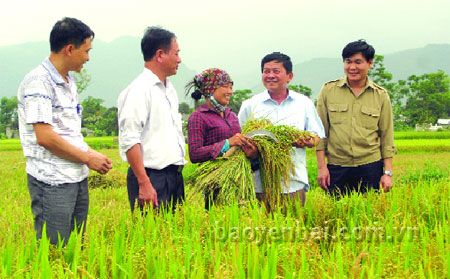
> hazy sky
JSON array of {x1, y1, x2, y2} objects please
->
[{"x1": 1, "y1": 0, "x2": 449, "y2": 76}]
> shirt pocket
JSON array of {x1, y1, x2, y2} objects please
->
[
  {"x1": 360, "y1": 106, "x2": 380, "y2": 129},
  {"x1": 60, "y1": 107, "x2": 81, "y2": 131},
  {"x1": 328, "y1": 103, "x2": 348, "y2": 124}
]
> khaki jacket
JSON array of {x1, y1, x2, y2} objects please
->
[{"x1": 316, "y1": 77, "x2": 396, "y2": 167}]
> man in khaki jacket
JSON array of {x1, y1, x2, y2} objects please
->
[{"x1": 316, "y1": 40, "x2": 396, "y2": 197}]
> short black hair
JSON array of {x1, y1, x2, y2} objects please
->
[
  {"x1": 261, "y1": 52, "x2": 293, "y2": 74},
  {"x1": 342, "y1": 40, "x2": 375, "y2": 62},
  {"x1": 141, "y1": 27, "x2": 176, "y2": 61},
  {"x1": 50, "y1": 17, "x2": 94, "y2": 52}
]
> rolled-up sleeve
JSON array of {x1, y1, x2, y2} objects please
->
[
  {"x1": 117, "y1": 89, "x2": 148, "y2": 162},
  {"x1": 305, "y1": 98, "x2": 325, "y2": 139},
  {"x1": 379, "y1": 92, "x2": 396, "y2": 158}
]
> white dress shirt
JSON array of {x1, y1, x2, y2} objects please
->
[
  {"x1": 17, "y1": 58, "x2": 89, "y2": 185},
  {"x1": 117, "y1": 68, "x2": 187, "y2": 169},
  {"x1": 238, "y1": 90, "x2": 325, "y2": 193}
]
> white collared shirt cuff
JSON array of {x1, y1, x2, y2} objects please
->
[{"x1": 119, "y1": 132, "x2": 141, "y2": 159}]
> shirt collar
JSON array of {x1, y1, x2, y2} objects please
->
[
  {"x1": 42, "y1": 57, "x2": 68, "y2": 85},
  {"x1": 262, "y1": 89, "x2": 294, "y2": 103},
  {"x1": 198, "y1": 103, "x2": 211, "y2": 113},
  {"x1": 337, "y1": 77, "x2": 376, "y2": 90},
  {"x1": 143, "y1": 68, "x2": 174, "y2": 89},
  {"x1": 198, "y1": 103, "x2": 232, "y2": 116}
]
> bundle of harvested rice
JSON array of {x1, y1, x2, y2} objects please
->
[{"x1": 187, "y1": 118, "x2": 316, "y2": 207}]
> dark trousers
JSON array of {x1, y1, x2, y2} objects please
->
[
  {"x1": 127, "y1": 165, "x2": 184, "y2": 213},
  {"x1": 328, "y1": 160, "x2": 383, "y2": 197},
  {"x1": 27, "y1": 174, "x2": 89, "y2": 246},
  {"x1": 204, "y1": 188, "x2": 220, "y2": 210}
]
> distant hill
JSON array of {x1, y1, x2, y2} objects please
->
[
  {"x1": 0, "y1": 37, "x2": 197, "y2": 107},
  {"x1": 288, "y1": 44, "x2": 450, "y2": 99},
  {"x1": 1, "y1": 39, "x2": 448, "y2": 106}
]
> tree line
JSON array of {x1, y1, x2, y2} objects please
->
[
  {"x1": 1, "y1": 58, "x2": 449, "y2": 138},
  {"x1": 368, "y1": 55, "x2": 450, "y2": 129}
]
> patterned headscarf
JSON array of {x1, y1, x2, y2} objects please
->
[
  {"x1": 193, "y1": 68, "x2": 233, "y2": 112},
  {"x1": 194, "y1": 68, "x2": 233, "y2": 96}
]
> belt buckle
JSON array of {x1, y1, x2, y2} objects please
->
[{"x1": 177, "y1": 165, "x2": 184, "y2": 172}]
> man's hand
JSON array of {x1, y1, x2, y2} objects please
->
[
  {"x1": 87, "y1": 149, "x2": 113, "y2": 175},
  {"x1": 33, "y1": 123, "x2": 113, "y2": 173},
  {"x1": 138, "y1": 177, "x2": 158, "y2": 207},
  {"x1": 317, "y1": 166, "x2": 330, "y2": 191},
  {"x1": 380, "y1": 175, "x2": 393, "y2": 192},
  {"x1": 242, "y1": 140, "x2": 258, "y2": 160},
  {"x1": 292, "y1": 136, "x2": 318, "y2": 148}
]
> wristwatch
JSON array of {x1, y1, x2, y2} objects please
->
[{"x1": 384, "y1": 170, "x2": 393, "y2": 177}]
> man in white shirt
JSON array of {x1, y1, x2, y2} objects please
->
[
  {"x1": 17, "y1": 17, "x2": 113, "y2": 246},
  {"x1": 238, "y1": 52, "x2": 325, "y2": 208},
  {"x1": 118, "y1": 27, "x2": 186, "y2": 212}
]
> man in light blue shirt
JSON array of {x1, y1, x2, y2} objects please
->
[{"x1": 238, "y1": 52, "x2": 325, "y2": 207}]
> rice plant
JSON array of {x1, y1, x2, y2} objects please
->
[{"x1": 1, "y1": 139, "x2": 449, "y2": 278}]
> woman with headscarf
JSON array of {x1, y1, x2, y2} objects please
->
[{"x1": 186, "y1": 68, "x2": 257, "y2": 209}]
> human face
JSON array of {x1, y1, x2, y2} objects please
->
[
  {"x1": 69, "y1": 37, "x2": 92, "y2": 73},
  {"x1": 262, "y1": 61, "x2": 293, "y2": 94},
  {"x1": 161, "y1": 38, "x2": 181, "y2": 77},
  {"x1": 212, "y1": 83, "x2": 233, "y2": 106},
  {"x1": 344, "y1": 52, "x2": 373, "y2": 86}
]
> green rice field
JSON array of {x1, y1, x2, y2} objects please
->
[{"x1": 0, "y1": 131, "x2": 449, "y2": 278}]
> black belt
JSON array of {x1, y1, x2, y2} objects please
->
[{"x1": 162, "y1": 164, "x2": 184, "y2": 173}]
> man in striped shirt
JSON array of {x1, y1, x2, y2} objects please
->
[{"x1": 17, "y1": 17, "x2": 112, "y2": 246}]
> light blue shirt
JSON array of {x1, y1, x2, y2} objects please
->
[{"x1": 238, "y1": 90, "x2": 325, "y2": 193}]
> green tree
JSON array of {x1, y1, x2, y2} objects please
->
[
  {"x1": 0, "y1": 96, "x2": 18, "y2": 134},
  {"x1": 97, "y1": 107, "x2": 118, "y2": 136},
  {"x1": 74, "y1": 69, "x2": 92, "y2": 95},
  {"x1": 369, "y1": 55, "x2": 394, "y2": 90},
  {"x1": 368, "y1": 55, "x2": 399, "y2": 103},
  {"x1": 229, "y1": 89, "x2": 252, "y2": 113},
  {"x1": 81, "y1": 96, "x2": 106, "y2": 133},
  {"x1": 288, "y1": 84, "x2": 312, "y2": 98},
  {"x1": 367, "y1": 54, "x2": 409, "y2": 126},
  {"x1": 179, "y1": 102, "x2": 191, "y2": 114},
  {"x1": 400, "y1": 71, "x2": 450, "y2": 126},
  {"x1": 81, "y1": 97, "x2": 120, "y2": 136}
]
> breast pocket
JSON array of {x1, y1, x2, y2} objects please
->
[
  {"x1": 60, "y1": 107, "x2": 81, "y2": 129},
  {"x1": 328, "y1": 104, "x2": 348, "y2": 124},
  {"x1": 360, "y1": 106, "x2": 380, "y2": 129}
]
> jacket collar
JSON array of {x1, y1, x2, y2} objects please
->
[{"x1": 337, "y1": 76, "x2": 376, "y2": 90}]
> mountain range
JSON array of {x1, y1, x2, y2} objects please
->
[{"x1": 1, "y1": 37, "x2": 448, "y2": 107}]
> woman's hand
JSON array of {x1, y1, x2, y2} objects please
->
[
  {"x1": 227, "y1": 133, "x2": 258, "y2": 159},
  {"x1": 228, "y1": 133, "x2": 249, "y2": 147}
]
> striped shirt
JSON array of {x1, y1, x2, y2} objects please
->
[{"x1": 17, "y1": 58, "x2": 89, "y2": 185}]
